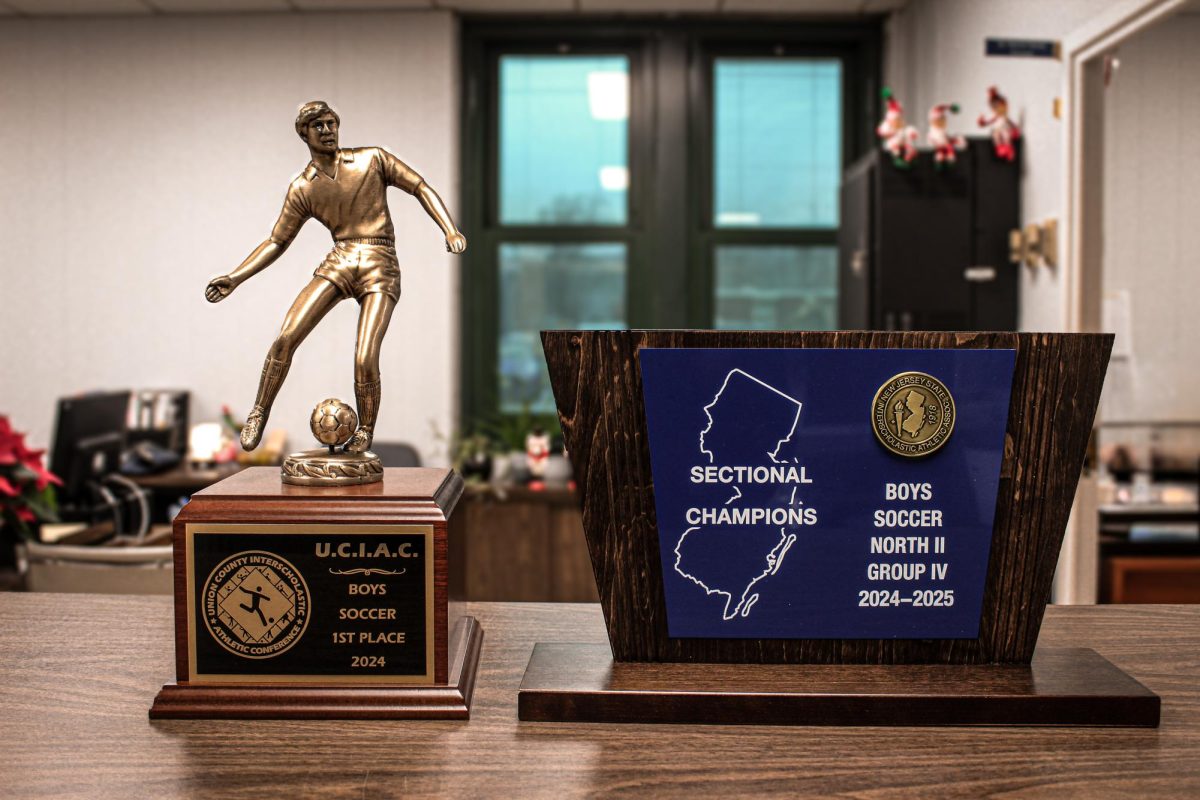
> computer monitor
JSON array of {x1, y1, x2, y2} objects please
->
[{"x1": 49, "y1": 391, "x2": 131, "y2": 504}]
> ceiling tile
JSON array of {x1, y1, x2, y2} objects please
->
[
  {"x1": 0, "y1": 0, "x2": 904, "y2": 14},
  {"x1": 439, "y1": 0, "x2": 573, "y2": 10},
  {"x1": 149, "y1": 0, "x2": 292, "y2": 11},
  {"x1": 721, "y1": 0, "x2": 863, "y2": 13},
  {"x1": 5, "y1": 0, "x2": 151, "y2": 13},
  {"x1": 291, "y1": 0, "x2": 431, "y2": 9},
  {"x1": 862, "y1": 0, "x2": 906, "y2": 11},
  {"x1": 580, "y1": 0, "x2": 718, "y2": 11}
]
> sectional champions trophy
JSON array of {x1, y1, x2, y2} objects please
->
[
  {"x1": 518, "y1": 330, "x2": 1160, "y2": 728},
  {"x1": 152, "y1": 102, "x2": 482, "y2": 720}
]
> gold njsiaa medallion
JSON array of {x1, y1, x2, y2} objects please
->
[
  {"x1": 202, "y1": 551, "x2": 310, "y2": 659},
  {"x1": 871, "y1": 371, "x2": 956, "y2": 458}
]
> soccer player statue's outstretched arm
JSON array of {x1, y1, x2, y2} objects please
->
[
  {"x1": 204, "y1": 239, "x2": 291, "y2": 303},
  {"x1": 205, "y1": 178, "x2": 310, "y2": 305},
  {"x1": 376, "y1": 147, "x2": 466, "y2": 255},
  {"x1": 416, "y1": 182, "x2": 467, "y2": 255}
]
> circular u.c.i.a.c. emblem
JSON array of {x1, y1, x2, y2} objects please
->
[
  {"x1": 201, "y1": 551, "x2": 310, "y2": 659},
  {"x1": 871, "y1": 371, "x2": 956, "y2": 458}
]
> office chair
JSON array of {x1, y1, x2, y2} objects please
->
[
  {"x1": 19, "y1": 540, "x2": 173, "y2": 595},
  {"x1": 370, "y1": 442, "x2": 422, "y2": 468}
]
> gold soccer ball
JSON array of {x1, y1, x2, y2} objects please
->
[{"x1": 310, "y1": 398, "x2": 358, "y2": 447}]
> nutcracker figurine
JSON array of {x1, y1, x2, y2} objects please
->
[
  {"x1": 876, "y1": 88, "x2": 919, "y2": 168},
  {"x1": 525, "y1": 425, "x2": 552, "y2": 485},
  {"x1": 926, "y1": 103, "x2": 966, "y2": 168},
  {"x1": 977, "y1": 86, "x2": 1020, "y2": 162}
]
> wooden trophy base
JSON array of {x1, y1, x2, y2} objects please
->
[
  {"x1": 518, "y1": 644, "x2": 1160, "y2": 727},
  {"x1": 152, "y1": 467, "x2": 480, "y2": 720},
  {"x1": 151, "y1": 616, "x2": 482, "y2": 720}
]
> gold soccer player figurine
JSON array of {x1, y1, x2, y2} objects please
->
[{"x1": 205, "y1": 100, "x2": 466, "y2": 469}]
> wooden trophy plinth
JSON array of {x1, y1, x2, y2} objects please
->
[
  {"x1": 519, "y1": 645, "x2": 1159, "y2": 727},
  {"x1": 150, "y1": 467, "x2": 483, "y2": 720},
  {"x1": 519, "y1": 331, "x2": 1160, "y2": 727}
]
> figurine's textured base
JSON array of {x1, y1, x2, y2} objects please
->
[{"x1": 281, "y1": 449, "x2": 383, "y2": 486}]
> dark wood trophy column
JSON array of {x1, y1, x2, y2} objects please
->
[{"x1": 150, "y1": 467, "x2": 483, "y2": 720}]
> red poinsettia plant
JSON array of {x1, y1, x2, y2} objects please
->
[{"x1": 0, "y1": 415, "x2": 61, "y2": 539}]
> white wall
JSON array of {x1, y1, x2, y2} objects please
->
[
  {"x1": 884, "y1": 0, "x2": 1126, "y2": 332},
  {"x1": 0, "y1": 11, "x2": 461, "y2": 463},
  {"x1": 1099, "y1": 12, "x2": 1200, "y2": 423}
]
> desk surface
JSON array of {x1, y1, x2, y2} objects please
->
[
  {"x1": 1, "y1": 595, "x2": 1198, "y2": 799},
  {"x1": 126, "y1": 462, "x2": 244, "y2": 491}
]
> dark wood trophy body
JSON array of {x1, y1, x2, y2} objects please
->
[
  {"x1": 518, "y1": 331, "x2": 1160, "y2": 727},
  {"x1": 150, "y1": 467, "x2": 482, "y2": 719}
]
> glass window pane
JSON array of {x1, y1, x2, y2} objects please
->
[
  {"x1": 500, "y1": 55, "x2": 629, "y2": 226},
  {"x1": 714, "y1": 58, "x2": 841, "y2": 228},
  {"x1": 714, "y1": 245, "x2": 837, "y2": 330},
  {"x1": 499, "y1": 242, "x2": 627, "y2": 413}
]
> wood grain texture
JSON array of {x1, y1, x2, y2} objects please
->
[
  {"x1": 542, "y1": 331, "x2": 1113, "y2": 664},
  {"x1": 1106, "y1": 557, "x2": 1200, "y2": 604},
  {"x1": 448, "y1": 488, "x2": 599, "y2": 603},
  {"x1": 172, "y1": 467, "x2": 463, "y2": 684},
  {"x1": 0, "y1": 595, "x2": 1197, "y2": 799},
  {"x1": 549, "y1": 507, "x2": 600, "y2": 602},
  {"x1": 453, "y1": 498, "x2": 550, "y2": 601},
  {"x1": 517, "y1": 645, "x2": 1159, "y2": 726}
]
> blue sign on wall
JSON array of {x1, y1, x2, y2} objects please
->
[{"x1": 639, "y1": 348, "x2": 1016, "y2": 640}]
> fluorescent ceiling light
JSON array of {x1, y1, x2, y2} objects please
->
[
  {"x1": 599, "y1": 166, "x2": 629, "y2": 191},
  {"x1": 716, "y1": 211, "x2": 762, "y2": 226},
  {"x1": 588, "y1": 71, "x2": 629, "y2": 121}
]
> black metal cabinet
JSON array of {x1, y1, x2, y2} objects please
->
[{"x1": 838, "y1": 138, "x2": 1019, "y2": 331}]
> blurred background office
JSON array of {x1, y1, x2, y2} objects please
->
[{"x1": 0, "y1": 0, "x2": 1196, "y2": 604}]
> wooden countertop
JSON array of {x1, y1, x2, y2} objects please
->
[
  {"x1": 1, "y1": 595, "x2": 1198, "y2": 798},
  {"x1": 126, "y1": 462, "x2": 244, "y2": 492}
]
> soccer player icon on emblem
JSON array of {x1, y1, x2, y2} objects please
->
[{"x1": 204, "y1": 101, "x2": 467, "y2": 485}]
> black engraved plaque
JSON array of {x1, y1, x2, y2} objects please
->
[{"x1": 186, "y1": 524, "x2": 433, "y2": 683}]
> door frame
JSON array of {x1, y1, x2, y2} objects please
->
[
  {"x1": 1055, "y1": 0, "x2": 1188, "y2": 604},
  {"x1": 1060, "y1": 0, "x2": 1187, "y2": 333}
]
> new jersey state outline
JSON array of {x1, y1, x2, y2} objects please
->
[{"x1": 673, "y1": 369, "x2": 809, "y2": 620}]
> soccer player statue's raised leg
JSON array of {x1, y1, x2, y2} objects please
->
[{"x1": 204, "y1": 101, "x2": 467, "y2": 468}]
